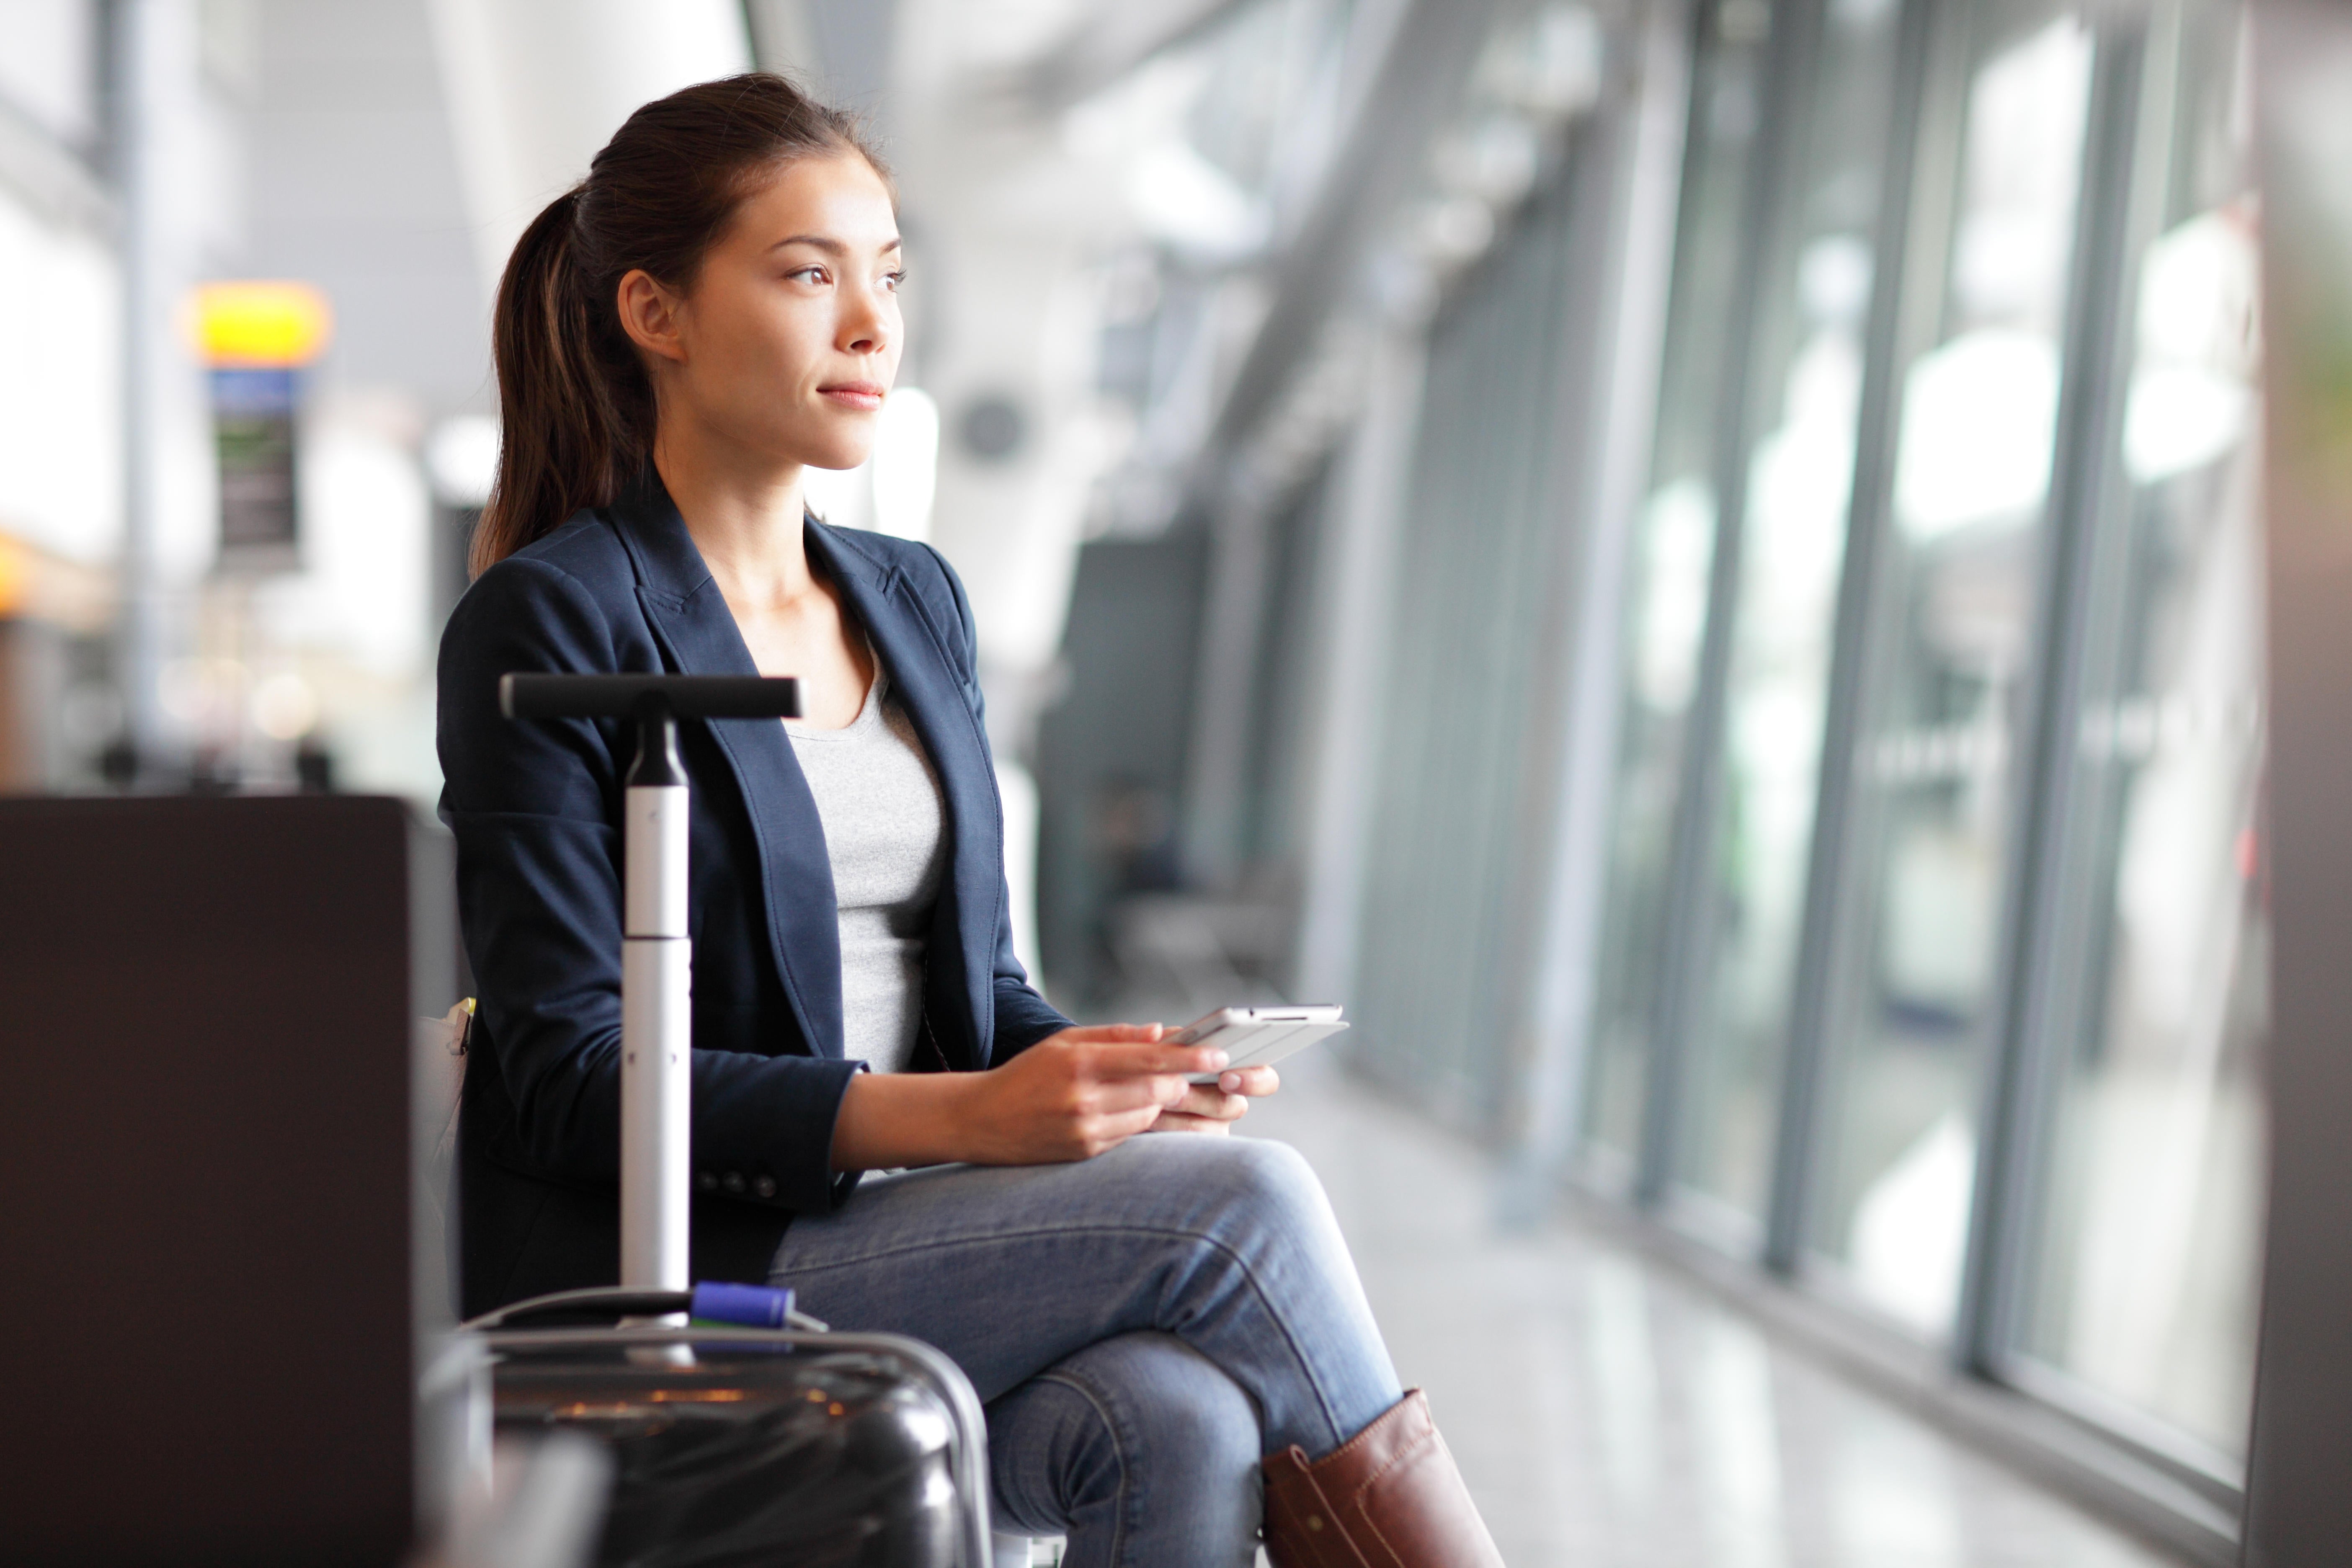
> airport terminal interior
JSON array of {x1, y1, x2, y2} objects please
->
[{"x1": 5, "y1": 0, "x2": 2352, "y2": 1563}]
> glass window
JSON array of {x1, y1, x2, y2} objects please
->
[
  {"x1": 2016, "y1": 0, "x2": 2264, "y2": 1462},
  {"x1": 1811, "y1": 0, "x2": 2097, "y2": 1334},
  {"x1": 1671, "y1": 0, "x2": 1907, "y2": 1225},
  {"x1": 1581, "y1": 0, "x2": 1770, "y2": 1176},
  {"x1": 1351, "y1": 164, "x2": 1586, "y2": 1118}
]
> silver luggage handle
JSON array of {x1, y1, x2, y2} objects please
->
[{"x1": 503, "y1": 673, "x2": 802, "y2": 1295}]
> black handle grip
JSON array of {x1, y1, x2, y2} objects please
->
[{"x1": 500, "y1": 673, "x2": 803, "y2": 720}]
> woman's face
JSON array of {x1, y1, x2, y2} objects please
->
[{"x1": 628, "y1": 151, "x2": 903, "y2": 473}]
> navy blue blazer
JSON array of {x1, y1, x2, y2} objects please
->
[{"x1": 437, "y1": 476, "x2": 1070, "y2": 1316}]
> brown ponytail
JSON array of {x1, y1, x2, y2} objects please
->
[{"x1": 472, "y1": 74, "x2": 886, "y2": 577}]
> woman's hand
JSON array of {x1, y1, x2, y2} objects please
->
[
  {"x1": 960, "y1": 1025, "x2": 1228, "y2": 1161},
  {"x1": 1152, "y1": 1065, "x2": 1282, "y2": 1136},
  {"x1": 827, "y1": 1024, "x2": 1229, "y2": 1171}
]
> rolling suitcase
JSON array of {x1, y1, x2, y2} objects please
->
[
  {"x1": 469, "y1": 1291, "x2": 990, "y2": 1568},
  {"x1": 457, "y1": 674, "x2": 994, "y2": 1567}
]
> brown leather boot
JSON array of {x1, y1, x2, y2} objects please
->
[{"x1": 1261, "y1": 1389, "x2": 1504, "y2": 1567}]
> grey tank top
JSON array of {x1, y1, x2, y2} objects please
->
[{"x1": 785, "y1": 654, "x2": 946, "y2": 1073}]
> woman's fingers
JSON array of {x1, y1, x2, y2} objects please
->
[
  {"x1": 1075, "y1": 1039, "x2": 1228, "y2": 1081},
  {"x1": 1078, "y1": 1074, "x2": 1184, "y2": 1116},
  {"x1": 1172, "y1": 1082, "x2": 1248, "y2": 1121},
  {"x1": 1073, "y1": 1101, "x2": 1169, "y2": 1157},
  {"x1": 1215, "y1": 1065, "x2": 1281, "y2": 1097},
  {"x1": 1034, "y1": 1027, "x2": 1227, "y2": 1080},
  {"x1": 980, "y1": 1027, "x2": 1249, "y2": 1163},
  {"x1": 1048, "y1": 1022, "x2": 1166, "y2": 1044},
  {"x1": 1150, "y1": 1108, "x2": 1235, "y2": 1136}
]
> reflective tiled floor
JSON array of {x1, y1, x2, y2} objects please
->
[{"x1": 1235, "y1": 1055, "x2": 2187, "y2": 1568}]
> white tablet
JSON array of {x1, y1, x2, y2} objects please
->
[{"x1": 1171, "y1": 1005, "x2": 1349, "y2": 1083}]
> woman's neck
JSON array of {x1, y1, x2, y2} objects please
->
[{"x1": 652, "y1": 422, "x2": 814, "y2": 610}]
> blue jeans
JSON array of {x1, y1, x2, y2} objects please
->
[{"x1": 768, "y1": 1134, "x2": 1404, "y2": 1568}]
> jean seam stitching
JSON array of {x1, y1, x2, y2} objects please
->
[{"x1": 1038, "y1": 1370, "x2": 1132, "y2": 1568}]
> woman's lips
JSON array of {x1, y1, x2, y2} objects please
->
[{"x1": 820, "y1": 383, "x2": 885, "y2": 412}]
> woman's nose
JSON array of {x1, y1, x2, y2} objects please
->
[{"x1": 840, "y1": 290, "x2": 891, "y2": 356}]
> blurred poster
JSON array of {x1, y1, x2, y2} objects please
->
[
  {"x1": 211, "y1": 367, "x2": 300, "y2": 563},
  {"x1": 193, "y1": 281, "x2": 332, "y2": 571}
]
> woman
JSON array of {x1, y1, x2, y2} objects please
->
[{"x1": 438, "y1": 73, "x2": 1501, "y2": 1568}]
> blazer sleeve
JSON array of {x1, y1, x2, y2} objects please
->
[
  {"x1": 920, "y1": 543, "x2": 1074, "y2": 1063},
  {"x1": 438, "y1": 557, "x2": 863, "y2": 1213}
]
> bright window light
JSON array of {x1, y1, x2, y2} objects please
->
[
  {"x1": 1893, "y1": 329, "x2": 2061, "y2": 539},
  {"x1": 872, "y1": 387, "x2": 941, "y2": 544},
  {"x1": 426, "y1": 416, "x2": 500, "y2": 508}
]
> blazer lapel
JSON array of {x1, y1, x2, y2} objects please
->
[
  {"x1": 807, "y1": 522, "x2": 1002, "y2": 1069},
  {"x1": 607, "y1": 481, "x2": 844, "y2": 1059}
]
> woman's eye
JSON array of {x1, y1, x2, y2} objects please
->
[
  {"x1": 882, "y1": 271, "x2": 907, "y2": 293},
  {"x1": 786, "y1": 266, "x2": 828, "y2": 285}
]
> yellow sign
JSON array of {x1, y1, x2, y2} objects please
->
[{"x1": 192, "y1": 281, "x2": 334, "y2": 368}]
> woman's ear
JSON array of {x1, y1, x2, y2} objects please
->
[{"x1": 616, "y1": 269, "x2": 689, "y2": 364}]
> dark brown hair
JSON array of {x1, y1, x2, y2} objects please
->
[{"x1": 472, "y1": 73, "x2": 885, "y2": 576}]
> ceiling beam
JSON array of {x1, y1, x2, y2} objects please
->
[
  {"x1": 1021, "y1": 0, "x2": 1258, "y2": 111},
  {"x1": 1200, "y1": 0, "x2": 1501, "y2": 469}
]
